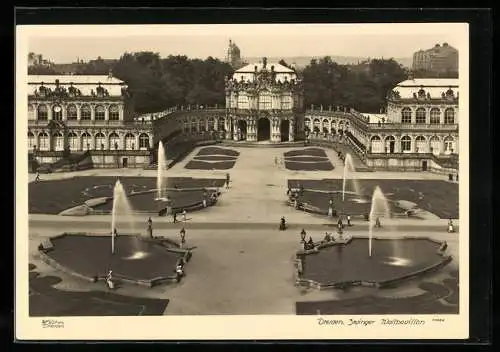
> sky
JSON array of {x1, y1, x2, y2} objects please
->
[{"x1": 22, "y1": 24, "x2": 466, "y2": 63}]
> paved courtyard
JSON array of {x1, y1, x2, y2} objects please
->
[{"x1": 27, "y1": 145, "x2": 460, "y2": 316}]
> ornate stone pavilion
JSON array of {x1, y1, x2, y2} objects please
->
[
  {"x1": 27, "y1": 73, "x2": 154, "y2": 168},
  {"x1": 225, "y1": 58, "x2": 305, "y2": 142}
]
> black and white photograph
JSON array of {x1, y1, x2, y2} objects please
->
[{"x1": 15, "y1": 21, "x2": 469, "y2": 340}]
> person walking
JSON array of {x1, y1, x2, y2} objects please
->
[
  {"x1": 347, "y1": 215, "x2": 352, "y2": 226},
  {"x1": 173, "y1": 211, "x2": 177, "y2": 223},
  {"x1": 182, "y1": 209, "x2": 187, "y2": 222},
  {"x1": 34, "y1": 172, "x2": 40, "y2": 182}
]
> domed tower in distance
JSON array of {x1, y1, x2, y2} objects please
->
[{"x1": 225, "y1": 39, "x2": 243, "y2": 69}]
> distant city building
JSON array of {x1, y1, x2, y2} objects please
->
[
  {"x1": 412, "y1": 43, "x2": 458, "y2": 73},
  {"x1": 224, "y1": 39, "x2": 243, "y2": 69},
  {"x1": 27, "y1": 72, "x2": 153, "y2": 169},
  {"x1": 28, "y1": 53, "x2": 53, "y2": 67}
]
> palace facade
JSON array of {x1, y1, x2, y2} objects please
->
[
  {"x1": 27, "y1": 73, "x2": 154, "y2": 169},
  {"x1": 305, "y1": 78, "x2": 459, "y2": 172},
  {"x1": 225, "y1": 58, "x2": 305, "y2": 143}
]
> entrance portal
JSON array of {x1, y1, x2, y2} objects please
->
[
  {"x1": 122, "y1": 158, "x2": 128, "y2": 168},
  {"x1": 257, "y1": 118, "x2": 271, "y2": 141},
  {"x1": 280, "y1": 120, "x2": 290, "y2": 142},
  {"x1": 237, "y1": 120, "x2": 247, "y2": 141},
  {"x1": 422, "y1": 160, "x2": 428, "y2": 171}
]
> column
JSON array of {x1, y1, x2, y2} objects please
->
[
  {"x1": 34, "y1": 104, "x2": 38, "y2": 121},
  {"x1": 105, "y1": 105, "x2": 109, "y2": 121},
  {"x1": 135, "y1": 134, "x2": 140, "y2": 150},
  {"x1": 289, "y1": 119, "x2": 295, "y2": 142},
  {"x1": 47, "y1": 105, "x2": 53, "y2": 121},
  {"x1": 91, "y1": 105, "x2": 96, "y2": 121},
  {"x1": 214, "y1": 117, "x2": 218, "y2": 131},
  {"x1": 62, "y1": 105, "x2": 67, "y2": 121},
  {"x1": 77, "y1": 104, "x2": 81, "y2": 121}
]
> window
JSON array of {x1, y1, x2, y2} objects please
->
[
  {"x1": 370, "y1": 136, "x2": 383, "y2": 153},
  {"x1": 124, "y1": 133, "x2": 135, "y2": 150},
  {"x1": 238, "y1": 95, "x2": 249, "y2": 110},
  {"x1": 95, "y1": 133, "x2": 106, "y2": 150},
  {"x1": 313, "y1": 119, "x2": 320, "y2": 133},
  {"x1": 139, "y1": 133, "x2": 150, "y2": 150},
  {"x1": 109, "y1": 133, "x2": 120, "y2": 150},
  {"x1": 218, "y1": 118, "x2": 225, "y2": 131},
  {"x1": 67, "y1": 104, "x2": 77, "y2": 120},
  {"x1": 444, "y1": 108, "x2": 455, "y2": 124},
  {"x1": 430, "y1": 108, "x2": 440, "y2": 124},
  {"x1": 401, "y1": 108, "x2": 412, "y2": 123},
  {"x1": 68, "y1": 132, "x2": 79, "y2": 151},
  {"x1": 191, "y1": 120, "x2": 197, "y2": 133},
  {"x1": 259, "y1": 92, "x2": 272, "y2": 110},
  {"x1": 95, "y1": 105, "x2": 105, "y2": 120},
  {"x1": 82, "y1": 132, "x2": 92, "y2": 150},
  {"x1": 304, "y1": 118, "x2": 311, "y2": 131},
  {"x1": 28, "y1": 105, "x2": 35, "y2": 120},
  {"x1": 81, "y1": 105, "x2": 91, "y2": 120},
  {"x1": 430, "y1": 136, "x2": 441, "y2": 155},
  {"x1": 207, "y1": 117, "x2": 215, "y2": 131},
  {"x1": 415, "y1": 136, "x2": 426, "y2": 153},
  {"x1": 415, "y1": 108, "x2": 426, "y2": 124},
  {"x1": 444, "y1": 136, "x2": 455, "y2": 154},
  {"x1": 281, "y1": 96, "x2": 292, "y2": 110},
  {"x1": 385, "y1": 136, "x2": 396, "y2": 153},
  {"x1": 52, "y1": 105, "x2": 62, "y2": 120},
  {"x1": 401, "y1": 135, "x2": 411, "y2": 152},
  {"x1": 39, "y1": 132, "x2": 49, "y2": 151},
  {"x1": 109, "y1": 105, "x2": 120, "y2": 120},
  {"x1": 53, "y1": 132, "x2": 64, "y2": 151},
  {"x1": 28, "y1": 132, "x2": 36, "y2": 149},
  {"x1": 322, "y1": 119, "x2": 329, "y2": 132},
  {"x1": 37, "y1": 105, "x2": 48, "y2": 121}
]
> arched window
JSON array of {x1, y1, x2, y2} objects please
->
[
  {"x1": 259, "y1": 91, "x2": 272, "y2": 110},
  {"x1": 38, "y1": 132, "x2": 49, "y2": 151},
  {"x1": 191, "y1": 119, "x2": 197, "y2": 133},
  {"x1": 322, "y1": 119, "x2": 329, "y2": 130},
  {"x1": 401, "y1": 135, "x2": 411, "y2": 152},
  {"x1": 52, "y1": 105, "x2": 62, "y2": 121},
  {"x1": 385, "y1": 136, "x2": 396, "y2": 153},
  {"x1": 313, "y1": 119, "x2": 320, "y2": 133},
  {"x1": 183, "y1": 122, "x2": 189, "y2": 134},
  {"x1": 330, "y1": 120, "x2": 336, "y2": 130},
  {"x1": 199, "y1": 120, "x2": 206, "y2": 133},
  {"x1": 207, "y1": 117, "x2": 215, "y2": 131},
  {"x1": 95, "y1": 132, "x2": 106, "y2": 150},
  {"x1": 28, "y1": 105, "x2": 35, "y2": 120},
  {"x1": 218, "y1": 118, "x2": 225, "y2": 131},
  {"x1": 370, "y1": 136, "x2": 383, "y2": 153},
  {"x1": 401, "y1": 108, "x2": 412, "y2": 123},
  {"x1": 37, "y1": 105, "x2": 48, "y2": 121},
  {"x1": 281, "y1": 96, "x2": 292, "y2": 110},
  {"x1": 124, "y1": 133, "x2": 135, "y2": 150},
  {"x1": 68, "y1": 132, "x2": 79, "y2": 151},
  {"x1": 53, "y1": 132, "x2": 64, "y2": 151},
  {"x1": 95, "y1": 105, "x2": 105, "y2": 120},
  {"x1": 430, "y1": 108, "x2": 441, "y2": 124},
  {"x1": 81, "y1": 132, "x2": 92, "y2": 150},
  {"x1": 444, "y1": 136, "x2": 455, "y2": 154},
  {"x1": 444, "y1": 108, "x2": 455, "y2": 124},
  {"x1": 415, "y1": 135, "x2": 426, "y2": 153},
  {"x1": 139, "y1": 133, "x2": 150, "y2": 150},
  {"x1": 67, "y1": 104, "x2": 78, "y2": 120},
  {"x1": 28, "y1": 132, "x2": 36, "y2": 149},
  {"x1": 304, "y1": 118, "x2": 311, "y2": 131},
  {"x1": 430, "y1": 136, "x2": 441, "y2": 155},
  {"x1": 109, "y1": 132, "x2": 120, "y2": 150},
  {"x1": 81, "y1": 105, "x2": 91, "y2": 120},
  {"x1": 415, "y1": 108, "x2": 426, "y2": 124},
  {"x1": 108, "y1": 105, "x2": 120, "y2": 120}
]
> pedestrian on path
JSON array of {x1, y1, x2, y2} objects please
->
[
  {"x1": 35, "y1": 172, "x2": 40, "y2": 182},
  {"x1": 182, "y1": 209, "x2": 187, "y2": 222},
  {"x1": 173, "y1": 211, "x2": 177, "y2": 223},
  {"x1": 347, "y1": 215, "x2": 352, "y2": 226}
]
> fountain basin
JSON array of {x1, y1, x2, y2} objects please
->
[
  {"x1": 296, "y1": 237, "x2": 451, "y2": 290},
  {"x1": 38, "y1": 233, "x2": 192, "y2": 287}
]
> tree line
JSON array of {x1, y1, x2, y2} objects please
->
[{"x1": 29, "y1": 52, "x2": 420, "y2": 113}]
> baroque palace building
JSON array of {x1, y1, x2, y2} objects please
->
[
  {"x1": 225, "y1": 57, "x2": 305, "y2": 142},
  {"x1": 27, "y1": 72, "x2": 154, "y2": 169},
  {"x1": 304, "y1": 78, "x2": 459, "y2": 172}
]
